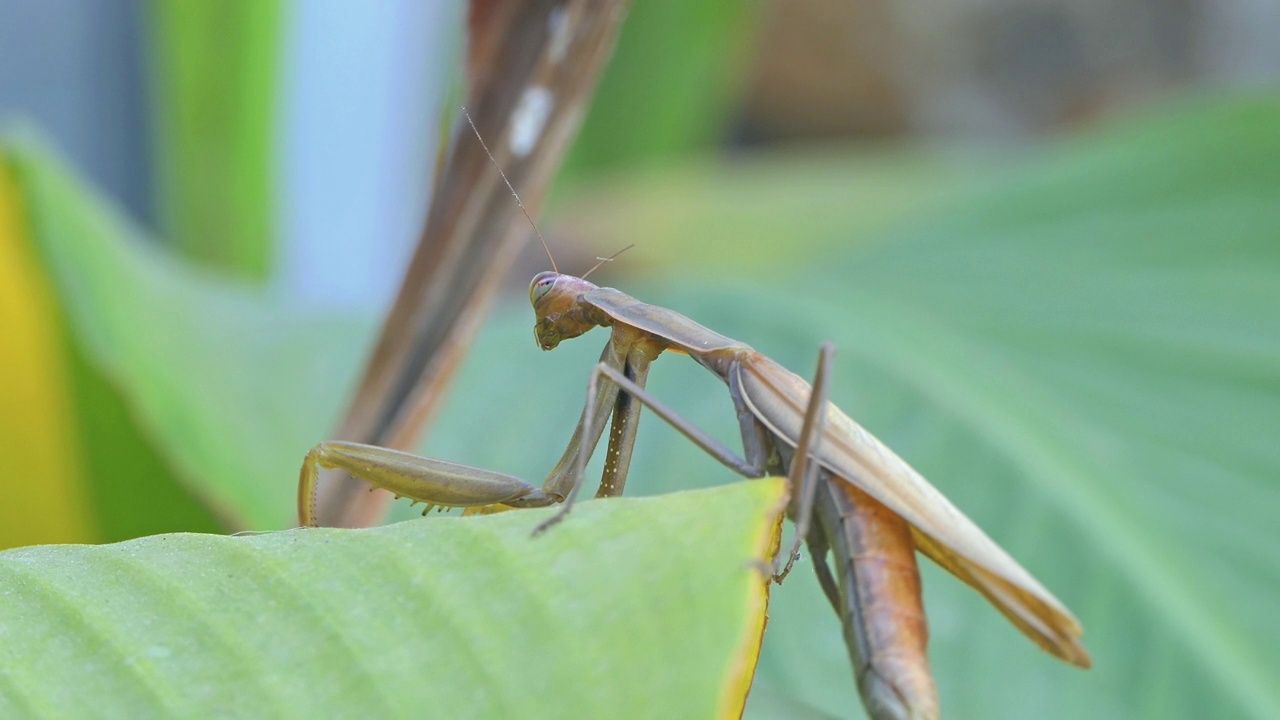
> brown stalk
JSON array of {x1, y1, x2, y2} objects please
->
[{"x1": 313, "y1": 0, "x2": 631, "y2": 527}]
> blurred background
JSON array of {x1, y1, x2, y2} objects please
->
[{"x1": 1, "y1": 1, "x2": 1277, "y2": 718}]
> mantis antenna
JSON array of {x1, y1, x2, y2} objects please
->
[
  {"x1": 581, "y1": 244, "x2": 635, "y2": 280},
  {"x1": 461, "y1": 106, "x2": 559, "y2": 273}
]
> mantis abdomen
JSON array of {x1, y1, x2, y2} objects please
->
[{"x1": 815, "y1": 479, "x2": 939, "y2": 720}]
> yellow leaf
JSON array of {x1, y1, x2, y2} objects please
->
[{"x1": 0, "y1": 160, "x2": 96, "y2": 547}]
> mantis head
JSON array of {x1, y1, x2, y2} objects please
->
[{"x1": 530, "y1": 271, "x2": 600, "y2": 350}]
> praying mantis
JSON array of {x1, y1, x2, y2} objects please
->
[{"x1": 299, "y1": 267, "x2": 1092, "y2": 720}]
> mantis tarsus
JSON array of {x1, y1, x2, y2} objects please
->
[{"x1": 299, "y1": 270, "x2": 1091, "y2": 720}]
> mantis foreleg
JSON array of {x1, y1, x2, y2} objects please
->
[
  {"x1": 530, "y1": 344, "x2": 836, "y2": 577},
  {"x1": 297, "y1": 442, "x2": 555, "y2": 527},
  {"x1": 531, "y1": 360, "x2": 771, "y2": 534}
]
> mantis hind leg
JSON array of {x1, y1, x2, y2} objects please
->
[
  {"x1": 298, "y1": 441, "x2": 554, "y2": 527},
  {"x1": 800, "y1": 501, "x2": 844, "y2": 614},
  {"x1": 773, "y1": 342, "x2": 836, "y2": 582}
]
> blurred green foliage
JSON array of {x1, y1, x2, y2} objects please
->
[
  {"x1": 148, "y1": 0, "x2": 283, "y2": 278},
  {"x1": 559, "y1": 0, "x2": 759, "y2": 179}
]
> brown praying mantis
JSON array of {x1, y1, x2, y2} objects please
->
[{"x1": 298, "y1": 265, "x2": 1092, "y2": 720}]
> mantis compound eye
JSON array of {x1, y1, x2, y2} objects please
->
[{"x1": 529, "y1": 271, "x2": 557, "y2": 305}]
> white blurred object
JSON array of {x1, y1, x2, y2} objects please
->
[
  {"x1": 1201, "y1": 0, "x2": 1280, "y2": 82},
  {"x1": 276, "y1": 0, "x2": 461, "y2": 310}
]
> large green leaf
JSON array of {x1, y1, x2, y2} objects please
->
[
  {"x1": 426, "y1": 94, "x2": 1280, "y2": 718},
  {"x1": 0, "y1": 480, "x2": 784, "y2": 719},
  {"x1": 7, "y1": 138, "x2": 366, "y2": 531},
  {"x1": 795, "y1": 93, "x2": 1280, "y2": 719}
]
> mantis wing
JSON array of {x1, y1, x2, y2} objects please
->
[{"x1": 737, "y1": 353, "x2": 1091, "y2": 668}]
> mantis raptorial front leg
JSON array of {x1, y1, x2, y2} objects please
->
[
  {"x1": 297, "y1": 443, "x2": 557, "y2": 527},
  {"x1": 531, "y1": 341, "x2": 837, "y2": 584},
  {"x1": 296, "y1": 343, "x2": 658, "y2": 528},
  {"x1": 536, "y1": 342, "x2": 630, "y2": 503}
]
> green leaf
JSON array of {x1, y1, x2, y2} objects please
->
[
  {"x1": 0, "y1": 144, "x2": 223, "y2": 548},
  {"x1": 428, "y1": 93, "x2": 1280, "y2": 719},
  {"x1": 5, "y1": 137, "x2": 353, "y2": 532},
  {"x1": 0, "y1": 480, "x2": 785, "y2": 719},
  {"x1": 796, "y1": 92, "x2": 1280, "y2": 719},
  {"x1": 148, "y1": 0, "x2": 283, "y2": 277}
]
